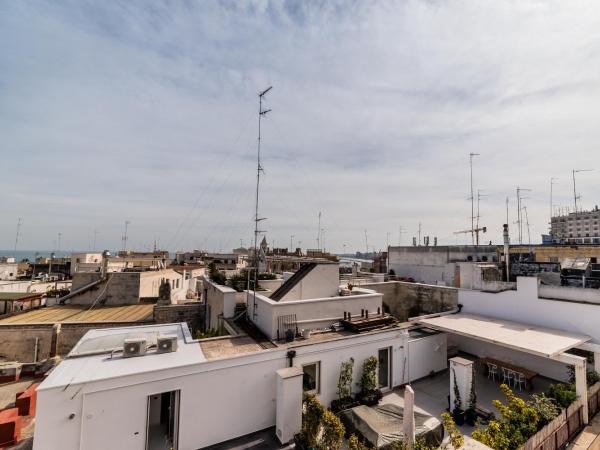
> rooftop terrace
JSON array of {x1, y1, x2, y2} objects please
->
[{"x1": 0, "y1": 304, "x2": 154, "y2": 324}]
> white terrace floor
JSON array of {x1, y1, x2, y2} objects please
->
[{"x1": 382, "y1": 365, "x2": 557, "y2": 447}]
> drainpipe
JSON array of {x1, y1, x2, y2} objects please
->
[{"x1": 33, "y1": 337, "x2": 39, "y2": 363}]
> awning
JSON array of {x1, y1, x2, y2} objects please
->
[{"x1": 418, "y1": 313, "x2": 591, "y2": 358}]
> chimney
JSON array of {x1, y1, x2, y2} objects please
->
[{"x1": 101, "y1": 250, "x2": 111, "y2": 280}]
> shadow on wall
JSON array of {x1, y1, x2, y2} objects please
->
[{"x1": 366, "y1": 281, "x2": 458, "y2": 322}]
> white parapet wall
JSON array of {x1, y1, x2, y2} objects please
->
[
  {"x1": 203, "y1": 276, "x2": 237, "y2": 330},
  {"x1": 247, "y1": 287, "x2": 383, "y2": 341}
]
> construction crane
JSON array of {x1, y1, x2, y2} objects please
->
[{"x1": 454, "y1": 226, "x2": 487, "y2": 245}]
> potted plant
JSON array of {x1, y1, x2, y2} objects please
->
[
  {"x1": 452, "y1": 369, "x2": 465, "y2": 425},
  {"x1": 465, "y1": 367, "x2": 477, "y2": 426},
  {"x1": 331, "y1": 358, "x2": 358, "y2": 413},
  {"x1": 356, "y1": 356, "x2": 382, "y2": 406}
]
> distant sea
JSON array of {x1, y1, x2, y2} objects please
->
[{"x1": 0, "y1": 250, "x2": 77, "y2": 262}]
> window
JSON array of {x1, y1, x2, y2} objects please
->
[
  {"x1": 378, "y1": 348, "x2": 391, "y2": 389},
  {"x1": 302, "y1": 362, "x2": 320, "y2": 393}
]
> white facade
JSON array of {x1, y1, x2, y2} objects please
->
[
  {"x1": 0, "y1": 262, "x2": 18, "y2": 280},
  {"x1": 70, "y1": 252, "x2": 103, "y2": 274},
  {"x1": 388, "y1": 245, "x2": 498, "y2": 287},
  {"x1": 33, "y1": 323, "x2": 445, "y2": 450},
  {"x1": 248, "y1": 287, "x2": 383, "y2": 340}
]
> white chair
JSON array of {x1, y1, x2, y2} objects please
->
[
  {"x1": 487, "y1": 363, "x2": 498, "y2": 382},
  {"x1": 502, "y1": 367, "x2": 514, "y2": 387},
  {"x1": 515, "y1": 372, "x2": 526, "y2": 391}
]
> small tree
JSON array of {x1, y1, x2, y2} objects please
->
[
  {"x1": 472, "y1": 384, "x2": 539, "y2": 450},
  {"x1": 319, "y1": 410, "x2": 345, "y2": 450},
  {"x1": 158, "y1": 279, "x2": 171, "y2": 303},
  {"x1": 337, "y1": 358, "x2": 354, "y2": 400},
  {"x1": 441, "y1": 412, "x2": 464, "y2": 449},
  {"x1": 302, "y1": 394, "x2": 325, "y2": 448},
  {"x1": 360, "y1": 356, "x2": 379, "y2": 393},
  {"x1": 348, "y1": 434, "x2": 369, "y2": 450}
]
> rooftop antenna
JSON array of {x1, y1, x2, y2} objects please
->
[
  {"x1": 523, "y1": 205, "x2": 532, "y2": 253},
  {"x1": 248, "y1": 86, "x2": 272, "y2": 320},
  {"x1": 14, "y1": 218, "x2": 22, "y2": 252},
  {"x1": 317, "y1": 211, "x2": 322, "y2": 251},
  {"x1": 572, "y1": 169, "x2": 593, "y2": 214},
  {"x1": 93, "y1": 229, "x2": 99, "y2": 251},
  {"x1": 469, "y1": 153, "x2": 480, "y2": 245},
  {"x1": 364, "y1": 229, "x2": 369, "y2": 254},
  {"x1": 398, "y1": 225, "x2": 405, "y2": 246},
  {"x1": 418, "y1": 222, "x2": 422, "y2": 246},
  {"x1": 505, "y1": 197, "x2": 509, "y2": 226},
  {"x1": 516, "y1": 187, "x2": 531, "y2": 245},
  {"x1": 476, "y1": 189, "x2": 487, "y2": 232},
  {"x1": 122, "y1": 220, "x2": 131, "y2": 252}
]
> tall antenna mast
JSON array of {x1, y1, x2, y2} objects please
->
[
  {"x1": 398, "y1": 225, "x2": 405, "y2": 246},
  {"x1": 516, "y1": 187, "x2": 531, "y2": 245},
  {"x1": 14, "y1": 218, "x2": 23, "y2": 252},
  {"x1": 317, "y1": 211, "x2": 322, "y2": 251},
  {"x1": 122, "y1": 220, "x2": 130, "y2": 252},
  {"x1": 572, "y1": 169, "x2": 593, "y2": 215},
  {"x1": 476, "y1": 189, "x2": 487, "y2": 233},
  {"x1": 469, "y1": 153, "x2": 480, "y2": 245},
  {"x1": 364, "y1": 229, "x2": 369, "y2": 254},
  {"x1": 249, "y1": 86, "x2": 272, "y2": 320},
  {"x1": 523, "y1": 205, "x2": 532, "y2": 252}
]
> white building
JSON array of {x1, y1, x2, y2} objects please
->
[
  {"x1": 70, "y1": 252, "x2": 102, "y2": 274},
  {"x1": 387, "y1": 245, "x2": 498, "y2": 286},
  {"x1": 0, "y1": 261, "x2": 18, "y2": 281},
  {"x1": 550, "y1": 207, "x2": 600, "y2": 244},
  {"x1": 33, "y1": 264, "x2": 600, "y2": 449}
]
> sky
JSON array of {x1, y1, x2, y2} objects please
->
[{"x1": 2, "y1": 1, "x2": 600, "y2": 254}]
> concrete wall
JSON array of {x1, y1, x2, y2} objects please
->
[
  {"x1": 248, "y1": 288, "x2": 383, "y2": 340},
  {"x1": 408, "y1": 333, "x2": 448, "y2": 381},
  {"x1": 460, "y1": 277, "x2": 600, "y2": 344},
  {"x1": 203, "y1": 277, "x2": 237, "y2": 331},
  {"x1": 0, "y1": 322, "x2": 156, "y2": 362},
  {"x1": 154, "y1": 303, "x2": 204, "y2": 334},
  {"x1": 0, "y1": 325, "x2": 54, "y2": 362},
  {"x1": 258, "y1": 278, "x2": 284, "y2": 292},
  {"x1": 388, "y1": 246, "x2": 497, "y2": 286},
  {"x1": 0, "y1": 263, "x2": 18, "y2": 280},
  {"x1": 279, "y1": 264, "x2": 340, "y2": 301},
  {"x1": 364, "y1": 281, "x2": 458, "y2": 321},
  {"x1": 35, "y1": 328, "x2": 424, "y2": 450}
]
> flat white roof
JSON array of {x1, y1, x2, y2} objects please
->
[
  {"x1": 418, "y1": 313, "x2": 591, "y2": 358},
  {"x1": 39, "y1": 323, "x2": 206, "y2": 390}
]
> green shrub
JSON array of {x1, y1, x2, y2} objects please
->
[
  {"x1": 527, "y1": 394, "x2": 560, "y2": 426},
  {"x1": 545, "y1": 383, "x2": 577, "y2": 409},
  {"x1": 442, "y1": 412, "x2": 464, "y2": 449}
]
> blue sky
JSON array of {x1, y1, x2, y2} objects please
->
[{"x1": 2, "y1": 1, "x2": 600, "y2": 253}]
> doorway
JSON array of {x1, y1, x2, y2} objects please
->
[
  {"x1": 378, "y1": 347, "x2": 391, "y2": 389},
  {"x1": 146, "y1": 390, "x2": 180, "y2": 450}
]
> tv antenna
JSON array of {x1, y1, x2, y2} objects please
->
[
  {"x1": 572, "y1": 169, "x2": 593, "y2": 214},
  {"x1": 469, "y1": 152, "x2": 480, "y2": 245},
  {"x1": 122, "y1": 220, "x2": 131, "y2": 252},
  {"x1": 14, "y1": 218, "x2": 23, "y2": 252},
  {"x1": 516, "y1": 187, "x2": 531, "y2": 245},
  {"x1": 249, "y1": 86, "x2": 272, "y2": 319}
]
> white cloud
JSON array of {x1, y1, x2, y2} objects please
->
[{"x1": 1, "y1": 0, "x2": 600, "y2": 252}]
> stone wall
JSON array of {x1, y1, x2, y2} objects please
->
[
  {"x1": 154, "y1": 303, "x2": 204, "y2": 334},
  {"x1": 0, "y1": 325, "x2": 54, "y2": 362},
  {"x1": 364, "y1": 281, "x2": 458, "y2": 321}
]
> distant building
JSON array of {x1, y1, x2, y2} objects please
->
[
  {"x1": 550, "y1": 206, "x2": 600, "y2": 244},
  {"x1": 175, "y1": 251, "x2": 241, "y2": 270},
  {"x1": 388, "y1": 245, "x2": 498, "y2": 286},
  {"x1": 0, "y1": 260, "x2": 18, "y2": 281}
]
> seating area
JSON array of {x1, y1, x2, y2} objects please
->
[{"x1": 480, "y1": 357, "x2": 538, "y2": 391}]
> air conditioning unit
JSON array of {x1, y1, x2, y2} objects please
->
[
  {"x1": 123, "y1": 338, "x2": 147, "y2": 358},
  {"x1": 157, "y1": 335, "x2": 178, "y2": 353}
]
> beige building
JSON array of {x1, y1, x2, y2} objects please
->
[{"x1": 550, "y1": 207, "x2": 600, "y2": 244}]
